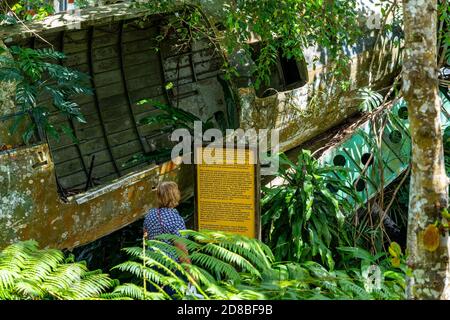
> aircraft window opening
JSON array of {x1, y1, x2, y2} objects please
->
[
  {"x1": 250, "y1": 42, "x2": 308, "y2": 98},
  {"x1": 333, "y1": 154, "x2": 346, "y2": 166},
  {"x1": 361, "y1": 152, "x2": 374, "y2": 166},
  {"x1": 389, "y1": 130, "x2": 403, "y2": 144},
  {"x1": 279, "y1": 50, "x2": 303, "y2": 89},
  {"x1": 398, "y1": 106, "x2": 409, "y2": 120},
  {"x1": 354, "y1": 179, "x2": 366, "y2": 192}
]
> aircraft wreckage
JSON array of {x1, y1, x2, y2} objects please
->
[{"x1": 0, "y1": 1, "x2": 401, "y2": 249}]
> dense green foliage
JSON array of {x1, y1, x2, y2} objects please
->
[
  {"x1": 0, "y1": 232, "x2": 406, "y2": 300},
  {"x1": 0, "y1": 240, "x2": 117, "y2": 300},
  {"x1": 137, "y1": 99, "x2": 219, "y2": 134},
  {"x1": 0, "y1": 46, "x2": 91, "y2": 144},
  {"x1": 133, "y1": 0, "x2": 361, "y2": 88},
  {"x1": 261, "y1": 150, "x2": 359, "y2": 269},
  {"x1": 438, "y1": 0, "x2": 449, "y2": 66},
  {"x1": 110, "y1": 230, "x2": 406, "y2": 300},
  {"x1": 113, "y1": 230, "x2": 273, "y2": 299},
  {"x1": 0, "y1": 0, "x2": 54, "y2": 21}
]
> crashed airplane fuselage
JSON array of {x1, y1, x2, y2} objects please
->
[{"x1": 0, "y1": 1, "x2": 402, "y2": 249}]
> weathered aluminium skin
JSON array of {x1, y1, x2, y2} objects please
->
[
  {"x1": 0, "y1": 1, "x2": 401, "y2": 249},
  {"x1": 402, "y1": 0, "x2": 450, "y2": 300},
  {"x1": 237, "y1": 3, "x2": 402, "y2": 151},
  {"x1": 0, "y1": 143, "x2": 194, "y2": 249}
]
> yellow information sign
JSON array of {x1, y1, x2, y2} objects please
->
[{"x1": 194, "y1": 145, "x2": 260, "y2": 238}]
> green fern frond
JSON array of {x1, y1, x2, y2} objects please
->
[
  {"x1": 190, "y1": 253, "x2": 240, "y2": 281},
  {"x1": 143, "y1": 247, "x2": 190, "y2": 286},
  {"x1": 182, "y1": 229, "x2": 274, "y2": 266},
  {"x1": 21, "y1": 249, "x2": 65, "y2": 281},
  {"x1": 201, "y1": 243, "x2": 261, "y2": 278},
  {"x1": 0, "y1": 240, "x2": 117, "y2": 300},
  {"x1": 111, "y1": 283, "x2": 145, "y2": 300},
  {"x1": 112, "y1": 261, "x2": 145, "y2": 278},
  {"x1": 155, "y1": 234, "x2": 202, "y2": 252},
  {"x1": 183, "y1": 264, "x2": 215, "y2": 286},
  {"x1": 0, "y1": 269, "x2": 19, "y2": 289},
  {"x1": 66, "y1": 274, "x2": 116, "y2": 299},
  {"x1": 12, "y1": 278, "x2": 45, "y2": 299},
  {"x1": 216, "y1": 239, "x2": 273, "y2": 270},
  {"x1": 0, "y1": 240, "x2": 39, "y2": 269},
  {"x1": 113, "y1": 261, "x2": 167, "y2": 285},
  {"x1": 145, "y1": 239, "x2": 187, "y2": 261},
  {"x1": 121, "y1": 247, "x2": 144, "y2": 259}
]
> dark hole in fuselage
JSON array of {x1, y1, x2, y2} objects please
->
[
  {"x1": 361, "y1": 152, "x2": 374, "y2": 166},
  {"x1": 279, "y1": 51, "x2": 302, "y2": 86},
  {"x1": 398, "y1": 106, "x2": 408, "y2": 120},
  {"x1": 250, "y1": 42, "x2": 308, "y2": 98},
  {"x1": 389, "y1": 130, "x2": 402, "y2": 144},
  {"x1": 333, "y1": 154, "x2": 346, "y2": 166},
  {"x1": 354, "y1": 179, "x2": 366, "y2": 192}
]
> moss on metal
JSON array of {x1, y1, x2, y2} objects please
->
[{"x1": 0, "y1": 143, "x2": 194, "y2": 249}]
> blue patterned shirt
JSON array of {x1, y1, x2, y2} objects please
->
[
  {"x1": 143, "y1": 207, "x2": 186, "y2": 240},
  {"x1": 143, "y1": 207, "x2": 187, "y2": 261}
]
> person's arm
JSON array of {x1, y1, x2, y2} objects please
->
[
  {"x1": 171, "y1": 213, "x2": 191, "y2": 264},
  {"x1": 175, "y1": 240, "x2": 191, "y2": 264}
]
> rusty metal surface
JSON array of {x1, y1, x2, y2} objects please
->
[
  {"x1": 1, "y1": 15, "x2": 228, "y2": 191},
  {"x1": 0, "y1": 2, "x2": 148, "y2": 42},
  {"x1": 0, "y1": 143, "x2": 194, "y2": 249},
  {"x1": 238, "y1": 30, "x2": 402, "y2": 153}
]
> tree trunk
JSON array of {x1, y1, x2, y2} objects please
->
[{"x1": 403, "y1": 0, "x2": 450, "y2": 300}]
